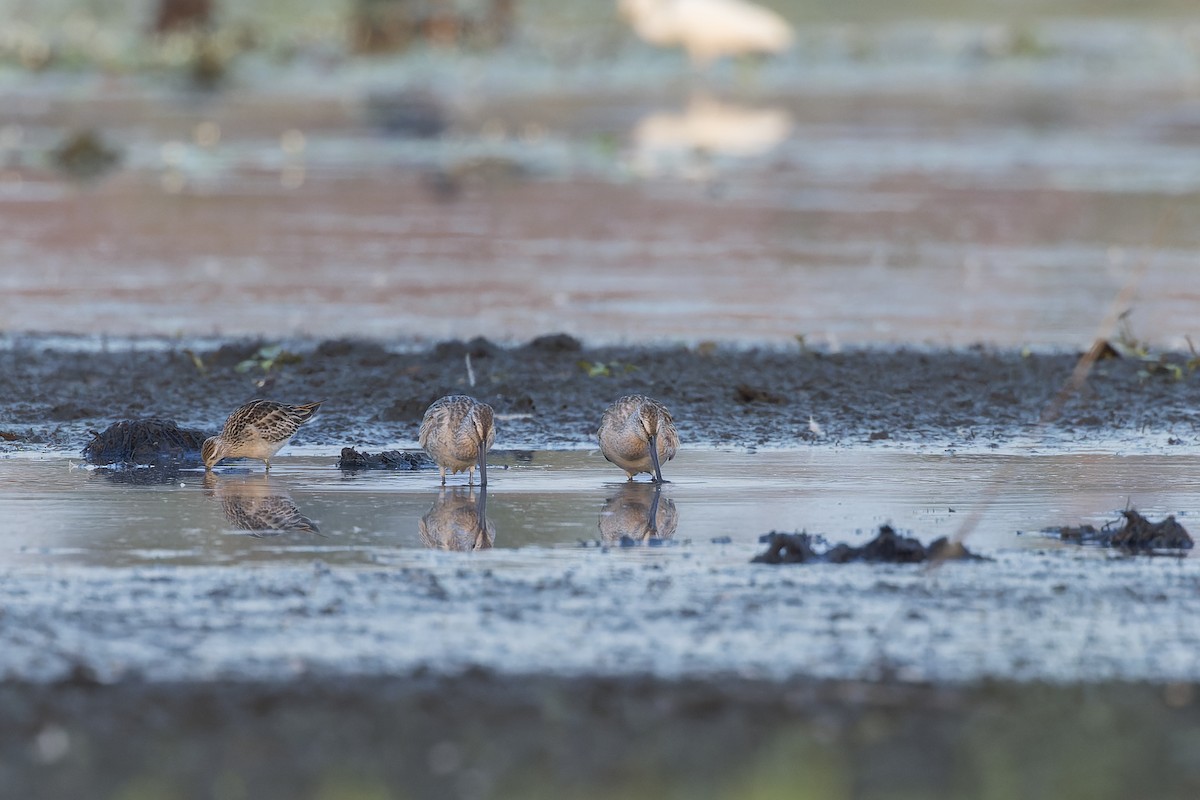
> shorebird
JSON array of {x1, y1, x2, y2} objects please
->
[
  {"x1": 599, "y1": 482, "x2": 679, "y2": 543},
  {"x1": 202, "y1": 399, "x2": 323, "y2": 472},
  {"x1": 419, "y1": 487, "x2": 495, "y2": 551},
  {"x1": 418, "y1": 395, "x2": 496, "y2": 487},
  {"x1": 597, "y1": 394, "x2": 679, "y2": 482},
  {"x1": 617, "y1": 0, "x2": 794, "y2": 66},
  {"x1": 204, "y1": 473, "x2": 319, "y2": 534}
]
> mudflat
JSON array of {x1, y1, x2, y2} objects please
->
[{"x1": 2, "y1": 336, "x2": 1195, "y2": 453}]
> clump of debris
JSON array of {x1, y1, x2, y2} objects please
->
[
  {"x1": 752, "y1": 525, "x2": 983, "y2": 565},
  {"x1": 83, "y1": 419, "x2": 209, "y2": 466},
  {"x1": 1042, "y1": 509, "x2": 1193, "y2": 552},
  {"x1": 337, "y1": 447, "x2": 434, "y2": 470}
]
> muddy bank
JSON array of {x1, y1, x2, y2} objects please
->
[
  {"x1": 1, "y1": 674, "x2": 1197, "y2": 800},
  {"x1": 2, "y1": 336, "x2": 1198, "y2": 453}
]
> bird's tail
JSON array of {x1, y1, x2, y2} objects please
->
[{"x1": 295, "y1": 401, "x2": 325, "y2": 422}]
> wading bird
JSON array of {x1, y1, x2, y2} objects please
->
[
  {"x1": 617, "y1": 0, "x2": 794, "y2": 66},
  {"x1": 598, "y1": 481, "x2": 679, "y2": 543},
  {"x1": 202, "y1": 399, "x2": 323, "y2": 472},
  {"x1": 597, "y1": 394, "x2": 679, "y2": 482},
  {"x1": 419, "y1": 487, "x2": 495, "y2": 551},
  {"x1": 419, "y1": 395, "x2": 496, "y2": 487},
  {"x1": 204, "y1": 473, "x2": 320, "y2": 535}
]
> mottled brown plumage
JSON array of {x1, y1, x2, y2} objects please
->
[
  {"x1": 418, "y1": 487, "x2": 495, "y2": 551},
  {"x1": 204, "y1": 473, "x2": 319, "y2": 534},
  {"x1": 597, "y1": 394, "x2": 679, "y2": 482},
  {"x1": 418, "y1": 395, "x2": 496, "y2": 486},
  {"x1": 598, "y1": 482, "x2": 678, "y2": 543},
  {"x1": 202, "y1": 399, "x2": 323, "y2": 471}
]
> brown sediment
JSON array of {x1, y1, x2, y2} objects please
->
[{"x1": 5, "y1": 336, "x2": 1199, "y2": 455}]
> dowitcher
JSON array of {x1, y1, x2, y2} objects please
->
[
  {"x1": 598, "y1": 482, "x2": 679, "y2": 543},
  {"x1": 202, "y1": 399, "x2": 323, "y2": 472},
  {"x1": 418, "y1": 395, "x2": 496, "y2": 486},
  {"x1": 597, "y1": 394, "x2": 679, "y2": 482},
  {"x1": 418, "y1": 487, "x2": 495, "y2": 551}
]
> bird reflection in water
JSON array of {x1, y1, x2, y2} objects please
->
[
  {"x1": 203, "y1": 473, "x2": 319, "y2": 536},
  {"x1": 630, "y1": 94, "x2": 792, "y2": 179},
  {"x1": 419, "y1": 487, "x2": 495, "y2": 551},
  {"x1": 598, "y1": 482, "x2": 679, "y2": 544}
]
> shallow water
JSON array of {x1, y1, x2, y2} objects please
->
[{"x1": 2, "y1": 449, "x2": 1195, "y2": 567}]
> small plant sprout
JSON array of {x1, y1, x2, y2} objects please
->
[
  {"x1": 235, "y1": 344, "x2": 301, "y2": 388},
  {"x1": 577, "y1": 361, "x2": 639, "y2": 378},
  {"x1": 183, "y1": 348, "x2": 207, "y2": 375}
]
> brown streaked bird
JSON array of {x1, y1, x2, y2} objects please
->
[
  {"x1": 202, "y1": 399, "x2": 323, "y2": 472},
  {"x1": 598, "y1": 482, "x2": 678, "y2": 543},
  {"x1": 597, "y1": 394, "x2": 679, "y2": 482},
  {"x1": 418, "y1": 395, "x2": 496, "y2": 487},
  {"x1": 418, "y1": 486, "x2": 495, "y2": 551},
  {"x1": 203, "y1": 473, "x2": 320, "y2": 535}
]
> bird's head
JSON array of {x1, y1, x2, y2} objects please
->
[
  {"x1": 472, "y1": 404, "x2": 496, "y2": 448},
  {"x1": 637, "y1": 403, "x2": 663, "y2": 439},
  {"x1": 201, "y1": 436, "x2": 224, "y2": 471}
]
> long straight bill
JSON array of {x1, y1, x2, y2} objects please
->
[
  {"x1": 648, "y1": 433, "x2": 664, "y2": 483},
  {"x1": 648, "y1": 484, "x2": 661, "y2": 534},
  {"x1": 478, "y1": 445, "x2": 488, "y2": 488}
]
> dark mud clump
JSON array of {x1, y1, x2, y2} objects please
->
[
  {"x1": 337, "y1": 447, "x2": 434, "y2": 470},
  {"x1": 753, "y1": 525, "x2": 983, "y2": 565},
  {"x1": 1044, "y1": 510, "x2": 1193, "y2": 552},
  {"x1": 523, "y1": 333, "x2": 582, "y2": 353},
  {"x1": 734, "y1": 383, "x2": 787, "y2": 404},
  {"x1": 82, "y1": 419, "x2": 210, "y2": 466}
]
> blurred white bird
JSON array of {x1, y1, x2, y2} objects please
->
[
  {"x1": 618, "y1": 0, "x2": 794, "y2": 65},
  {"x1": 634, "y1": 95, "x2": 792, "y2": 157}
]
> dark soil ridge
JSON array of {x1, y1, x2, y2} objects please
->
[{"x1": 2, "y1": 335, "x2": 1198, "y2": 452}]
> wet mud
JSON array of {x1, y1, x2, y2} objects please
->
[
  {"x1": 3, "y1": 336, "x2": 1199, "y2": 454},
  {"x1": 337, "y1": 446, "x2": 433, "y2": 470},
  {"x1": 1043, "y1": 509, "x2": 1194, "y2": 552},
  {"x1": 81, "y1": 418, "x2": 209, "y2": 466},
  {"x1": 753, "y1": 525, "x2": 983, "y2": 564}
]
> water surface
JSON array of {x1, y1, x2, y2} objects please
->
[{"x1": 3, "y1": 449, "x2": 1195, "y2": 567}]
